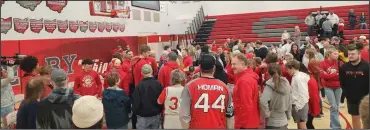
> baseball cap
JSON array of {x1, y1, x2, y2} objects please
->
[
  {"x1": 141, "y1": 64, "x2": 153, "y2": 75},
  {"x1": 72, "y1": 96, "x2": 103, "y2": 128},
  {"x1": 51, "y1": 68, "x2": 67, "y2": 85},
  {"x1": 199, "y1": 54, "x2": 216, "y2": 70}
]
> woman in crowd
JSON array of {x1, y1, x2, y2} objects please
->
[
  {"x1": 359, "y1": 12, "x2": 368, "y2": 30},
  {"x1": 225, "y1": 52, "x2": 235, "y2": 84},
  {"x1": 320, "y1": 46, "x2": 342, "y2": 129},
  {"x1": 306, "y1": 51, "x2": 321, "y2": 129},
  {"x1": 72, "y1": 96, "x2": 104, "y2": 129},
  {"x1": 348, "y1": 9, "x2": 357, "y2": 30},
  {"x1": 157, "y1": 69, "x2": 186, "y2": 129},
  {"x1": 294, "y1": 26, "x2": 302, "y2": 47},
  {"x1": 290, "y1": 43, "x2": 302, "y2": 62},
  {"x1": 259, "y1": 63, "x2": 292, "y2": 129},
  {"x1": 16, "y1": 77, "x2": 45, "y2": 129},
  {"x1": 38, "y1": 65, "x2": 53, "y2": 99}
]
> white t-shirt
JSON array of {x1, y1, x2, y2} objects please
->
[
  {"x1": 281, "y1": 43, "x2": 293, "y2": 54},
  {"x1": 281, "y1": 32, "x2": 290, "y2": 40}
]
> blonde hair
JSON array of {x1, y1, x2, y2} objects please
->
[
  {"x1": 324, "y1": 45, "x2": 337, "y2": 59},
  {"x1": 232, "y1": 53, "x2": 253, "y2": 67},
  {"x1": 39, "y1": 65, "x2": 53, "y2": 76}
]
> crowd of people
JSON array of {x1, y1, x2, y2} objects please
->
[
  {"x1": 305, "y1": 9, "x2": 368, "y2": 40},
  {"x1": 1, "y1": 12, "x2": 370, "y2": 130}
]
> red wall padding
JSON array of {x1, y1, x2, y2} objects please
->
[{"x1": 1, "y1": 36, "x2": 139, "y2": 95}]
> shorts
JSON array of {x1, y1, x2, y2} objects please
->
[
  {"x1": 347, "y1": 101, "x2": 360, "y2": 116},
  {"x1": 291, "y1": 103, "x2": 308, "y2": 123}
]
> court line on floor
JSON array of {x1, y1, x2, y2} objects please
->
[{"x1": 323, "y1": 101, "x2": 352, "y2": 129}]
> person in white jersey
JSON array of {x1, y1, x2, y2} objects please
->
[{"x1": 157, "y1": 69, "x2": 187, "y2": 129}]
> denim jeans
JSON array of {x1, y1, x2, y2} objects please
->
[
  {"x1": 360, "y1": 23, "x2": 368, "y2": 29},
  {"x1": 323, "y1": 31, "x2": 332, "y2": 38},
  {"x1": 1, "y1": 105, "x2": 14, "y2": 118},
  {"x1": 325, "y1": 88, "x2": 342, "y2": 129},
  {"x1": 307, "y1": 25, "x2": 313, "y2": 36}
]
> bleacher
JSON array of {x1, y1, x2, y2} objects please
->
[{"x1": 195, "y1": 4, "x2": 369, "y2": 46}]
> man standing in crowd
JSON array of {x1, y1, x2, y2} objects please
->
[
  {"x1": 322, "y1": 18, "x2": 333, "y2": 38},
  {"x1": 122, "y1": 50, "x2": 133, "y2": 73},
  {"x1": 339, "y1": 44, "x2": 369, "y2": 129},
  {"x1": 132, "y1": 45, "x2": 158, "y2": 86},
  {"x1": 19, "y1": 56, "x2": 52, "y2": 99},
  {"x1": 231, "y1": 53, "x2": 260, "y2": 129},
  {"x1": 111, "y1": 45, "x2": 124, "y2": 55},
  {"x1": 73, "y1": 58, "x2": 102, "y2": 98},
  {"x1": 305, "y1": 12, "x2": 315, "y2": 36},
  {"x1": 254, "y1": 41, "x2": 268, "y2": 60},
  {"x1": 285, "y1": 60, "x2": 309, "y2": 129},
  {"x1": 182, "y1": 49, "x2": 194, "y2": 70},
  {"x1": 179, "y1": 54, "x2": 231, "y2": 129},
  {"x1": 36, "y1": 68, "x2": 80, "y2": 129},
  {"x1": 158, "y1": 52, "x2": 180, "y2": 88},
  {"x1": 132, "y1": 64, "x2": 163, "y2": 129},
  {"x1": 327, "y1": 11, "x2": 339, "y2": 36}
]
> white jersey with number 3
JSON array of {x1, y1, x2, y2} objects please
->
[{"x1": 164, "y1": 86, "x2": 184, "y2": 129}]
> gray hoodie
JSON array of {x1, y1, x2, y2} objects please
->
[{"x1": 259, "y1": 77, "x2": 292, "y2": 127}]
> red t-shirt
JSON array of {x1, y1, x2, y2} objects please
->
[
  {"x1": 73, "y1": 70, "x2": 103, "y2": 97},
  {"x1": 132, "y1": 57, "x2": 158, "y2": 86},
  {"x1": 158, "y1": 61, "x2": 180, "y2": 88},
  {"x1": 361, "y1": 49, "x2": 369, "y2": 62},
  {"x1": 183, "y1": 56, "x2": 193, "y2": 68},
  {"x1": 22, "y1": 72, "x2": 52, "y2": 99},
  {"x1": 185, "y1": 77, "x2": 230, "y2": 129},
  {"x1": 103, "y1": 69, "x2": 129, "y2": 95}
]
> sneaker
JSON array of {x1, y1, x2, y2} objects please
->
[{"x1": 339, "y1": 103, "x2": 345, "y2": 108}]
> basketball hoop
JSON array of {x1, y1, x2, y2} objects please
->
[{"x1": 112, "y1": 9, "x2": 130, "y2": 19}]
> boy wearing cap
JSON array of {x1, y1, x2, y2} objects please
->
[
  {"x1": 179, "y1": 54, "x2": 232, "y2": 129},
  {"x1": 36, "y1": 68, "x2": 80, "y2": 129},
  {"x1": 132, "y1": 64, "x2": 163, "y2": 129},
  {"x1": 73, "y1": 58, "x2": 103, "y2": 98}
]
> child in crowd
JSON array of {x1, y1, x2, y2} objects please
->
[
  {"x1": 157, "y1": 69, "x2": 186, "y2": 129},
  {"x1": 102, "y1": 72, "x2": 131, "y2": 129}
]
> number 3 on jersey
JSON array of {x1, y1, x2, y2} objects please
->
[{"x1": 194, "y1": 93, "x2": 225, "y2": 112}]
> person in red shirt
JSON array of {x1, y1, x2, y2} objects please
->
[
  {"x1": 38, "y1": 65, "x2": 54, "y2": 99},
  {"x1": 19, "y1": 56, "x2": 42, "y2": 95},
  {"x1": 211, "y1": 40, "x2": 218, "y2": 52},
  {"x1": 111, "y1": 45, "x2": 124, "y2": 56},
  {"x1": 306, "y1": 59, "x2": 321, "y2": 129},
  {"x1": 121, "y1": 50, "x2": 133, "y2": 73},
  {"x1": 103, "y1": 58, "x2": 129, "y2": 95},
  {"x1": 231, "y1": 53, "x2": 260, "y2": 129},
  {"x1": 179, "y1": 54, "x2": 232, "y2": 129},
  {"x1": 360, "y1": 42, "x2": 369, "y2": 62},
  {"x1": 73, "y1": 58, "x2": 103, "y2": 98},
  {"x1": 158, "y1": 52, "x2": 180, "y2": 88},
  {"x1": 319, "y1": 47, "x2": 342, "y2": 129},
  {"x1": 182, "y1": 49, "x2": 193, "y2": 69},
  {"x1": 132, "y1": 45, "x2": 158, "y2": 86}
]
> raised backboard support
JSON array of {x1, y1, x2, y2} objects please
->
[{"x1": 89, "y1": 1, "x2": 131, "y2": 18}]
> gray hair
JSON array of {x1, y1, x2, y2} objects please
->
[{"x1": 170, "y1": 69, "x2": 186, "y2": 85}]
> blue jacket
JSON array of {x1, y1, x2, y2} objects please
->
[
  {"x1": 16, "y1": 101, "x2": 38, "y2": 129},
  {"x1": 102, "y1": 87, "x2": 131, "y2": 129}
]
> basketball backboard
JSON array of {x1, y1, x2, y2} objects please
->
[{"x1": 89, "y1": 1, "x2": 130, "y2": 18}]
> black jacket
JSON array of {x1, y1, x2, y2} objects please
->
[
  {"x1": 132, "y1": 77, "x2": 163, "y2": 117},
  {"x1": 339, "y1": 60, "x2": 369, "y2": 103},
  {"x1": 102, "y1": 88, "x2": 131, "y2": 129},
  {"x1": 359, "y1": 16, "x2": 367, "y2": 23},
  {"x1": 36, "y1": 88, "x2": 79, "y2": 129},
  {"x1": 254, "y1": 47, "x2": 268, "y2": 60}
]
